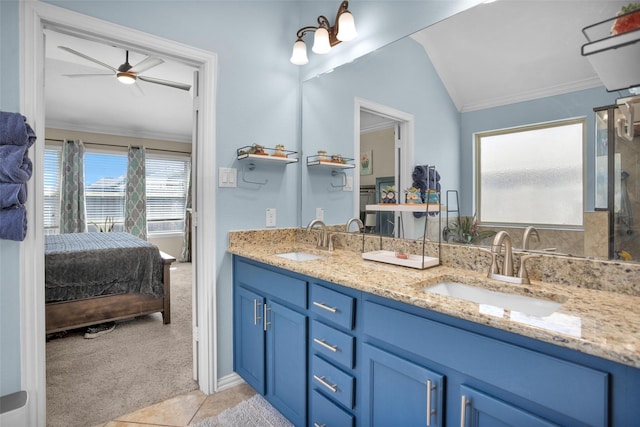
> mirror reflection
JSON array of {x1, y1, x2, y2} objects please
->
[{"x1": 301, "y1": 0, "x2": 639, "y2": 262}]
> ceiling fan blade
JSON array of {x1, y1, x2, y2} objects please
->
[
  {"x1": 58, "y1": 46, "x2": 117, "y2": 72},
  {"x1": 138, "y1": 75, "x2": 191, "y2": 91},
  {"x1": 62, "y1": 73, "x2": 114, "y2": 78},
  {"x1": 129, "y1": 56, "x2": 164, "y2": 74},
  {"x1": 132, "y1": 82, "x2": 145, "y2": 97}
]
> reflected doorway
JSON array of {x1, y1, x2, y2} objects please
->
[{"x1": 356, "y1": 100, "x2": 415, "y2": 238}]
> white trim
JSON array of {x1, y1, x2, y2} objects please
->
[
  {"x1": 20, "y1": 5, "x2": 218, "y2": 427},
  {"x1": 216, "y1": 373, "x2": 245, "y2": 391},
  {"x1": 354, "y1": 97, "x2": 415, "y2": 237}
]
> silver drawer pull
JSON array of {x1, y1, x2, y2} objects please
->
[
  {"x1": 314, "y1": 424, "x2": 326, "y2": 427},
  {"x1": 460, "y1": 394, "x2": 469, "y2": 427},
  {"x1": 313, "y1": 301, "x2": 337, "y2": 313},
  {"x1": 313, "y1": 374, "x2": 338, "y2": 393},
  {"x1": 426, "y1": 379, "x2": 436, "y2": 426},
  {"x1": 313, "y1": 338, "x2": 339, "y2": 352}
]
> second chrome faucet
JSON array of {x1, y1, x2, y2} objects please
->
[{"x1": 488, "y1": 230, "x2": 539, "y2": 285}]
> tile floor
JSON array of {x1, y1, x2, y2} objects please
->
[{"x1": 94, "y1": 383, "x2": 256, "y2": 427}]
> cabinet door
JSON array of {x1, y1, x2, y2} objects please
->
[
  {"x1": 460, "y1": 385, "x2": 557, "y2": 427},
  {"x1": 233, "y1": 286, "x2": 265, "y2": 394},
  {"x1": 266, "y1": 300, "x2": 307, "y2": 426},
  {"x1": 362, "y1": 344, "x2": 444, "y2": 427}
]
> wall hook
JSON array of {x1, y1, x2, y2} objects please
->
[
  {"x1": 242, "y1": 162, "x2": 268, "y2": 185},
  {"x1": 331, "y1": 169, "x2": 347, "y2": 188}
]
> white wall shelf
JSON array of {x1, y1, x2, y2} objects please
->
[
  {"x1": 236, "y1": 145, "x2": 298, "y2": 164},
  {"x1": 365, "y1": 203, "x2": 441, "y2": 213},
  {"x1": 306, "y1": 154, "x2": 355, "y2": 169}
]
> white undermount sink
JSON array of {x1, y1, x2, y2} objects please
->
[
  {"x1": 275, "y1": 251, "x2": 324, "y2": 262},
  {"x1": 424, "y1": 281, "x2": 564, "y2": 317}
]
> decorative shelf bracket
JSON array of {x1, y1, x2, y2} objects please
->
[
  {"x1": 241, "y1": 162, "x2": 268, "y2": 186},
  {"x1": 331, "y1": 169, "x2": 347, "y2": 188}
]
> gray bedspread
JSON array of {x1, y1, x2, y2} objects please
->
[{"x1": 45, "y1": 232, "x2": 164, "y2": 303}]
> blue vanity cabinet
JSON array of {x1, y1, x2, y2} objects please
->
[
  {"x1": 308, "y1": 282, "x2": 360, "y2": 427},
  {"x1": 459, "y1": 385, "x2": 557, "y2": 427},
  {"x1": 233, "y1": 257, "x2": 308, "y2": 426},
  {"x1": 361, "y1": 343, "x2": 444, "y2": 427},
  {"x1": 362, "y1": 296, "x2": 618, "y2": 427}
]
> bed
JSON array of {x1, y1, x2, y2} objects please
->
[{"x1": 44, "y1": 232, "x2": 175, "y2": 334}]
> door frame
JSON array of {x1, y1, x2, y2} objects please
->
[
  {"x1": 354, "y1": 97, "x2": 415, "y2": 238},
  {"x1": 20, "y1": 2, "x2": 218, "y2": 424}
]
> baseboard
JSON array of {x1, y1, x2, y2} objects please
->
[{"x1": 216, "y1": 373, "x2": 245, "y2": 391}]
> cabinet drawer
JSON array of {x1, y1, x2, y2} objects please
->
[
  {"x1": 363, "y1": 300, "x2": 609, "y2": 427},
  {"x1": 310, "y1": 284, "x2": 355, "y2": 330},
  {"x1": 312, "y1": 355, "x2": 355, "y2": 409},
  {"x1": 235, "y1": 259, "x2": 307, "y2": 308},
  {"x1": 311, "y1": 320, "x2": 355, "y2": 369},
  {"x1": 311, "y1": 390, "x2": 354, "y2": 427}
]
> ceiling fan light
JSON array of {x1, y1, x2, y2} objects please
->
[
  {"x1": 117, "y1": 72, "x2": 137, "y2": 84},
  {"x1": 312, "y1": 27, "x2": 332, "y2": 54},
  {"x1": 337, "y1": 11, "x2": 357, "y2": 42}
]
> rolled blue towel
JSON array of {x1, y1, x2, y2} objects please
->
[
  {"x1": 0, "y1": 183, "x2": 27, "y2": 208},
  {"x1": 0, "y1": 205, "x2": 27, "y2": 241},
  {"x1": 0, "y1": 144, "x2": 32, "y2": 183},
  {"x1": 412, "y1": 165, "x2": 428, "y2": 182},
  {"x1": 0, "y1": 112, "x2": 36, "y2": 147}
]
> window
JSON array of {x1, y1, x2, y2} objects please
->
[
  {"x1": 44, "y1": 146, "x2": 190, "y2": 235},
  {"x1": 146, "y1": 155, "x2": 190, "y2": 233},
  {"x1": 84, "y1": 152, "x2": 127, "y2": 231},
  {"x1": 44, "y1": 146, "x2": 61, "y2": 234},
  {"x1": 476, "y1": 119, "x2": 584, "y2": 227}
]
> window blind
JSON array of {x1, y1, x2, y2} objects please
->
[
  {"x1": 146, "y1": 154, "x2": 190, "y2": 233},
  {"x1": 44, "y1": 147, "x2": 61, "y2": 232}
]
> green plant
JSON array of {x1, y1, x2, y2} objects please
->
[
  {"x1": 91, "y1": 216, "x2": 115, "y2": 232},
  {"x1": 445, "y1": 214, "x2": 495, "y2": 245}
]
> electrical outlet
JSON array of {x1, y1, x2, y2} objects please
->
[
  {"x1": 316, "y1": 208, "x2": 324, "y2": 221},
  {"x1": 266, "y1": 208, "x2": 276, "y2": 227},
  {"x1": 343, "y1": 176, "x2": 353, "y2": 192}
]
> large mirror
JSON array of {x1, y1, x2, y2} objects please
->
[{"x1": 301, "y1": 0, "x2": 639, "y2": 262}]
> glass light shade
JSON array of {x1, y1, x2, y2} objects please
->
[
  {"x1": 312, "y1": 27, "x2": 331, "y2": 54},
  {"x1": 336, "y1": 11, "x2": 357, "y2": 41},
  {"x1": 117, "y1": 72, "x2": 136, "y2": 84},
  {"x1": 290, "y1": 40, "x2": 309, "y2": 65}
]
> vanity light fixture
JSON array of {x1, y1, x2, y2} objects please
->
[{"x1": 290, "y1": 1, "x2": 357, "y2": 65}]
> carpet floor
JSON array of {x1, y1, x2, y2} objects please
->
[
  {"x1": 192, "y1": 394, "x2": 293, "y2": 427},
  {"x1": 46, "y1": 262, "x2": 198, "y2": 427}
]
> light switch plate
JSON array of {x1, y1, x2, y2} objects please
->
[
  {"x1": 218, "y1": 167, "x2": 237, "y2": 188},
  {"x1": 266, "y1": 208, "x2": 276, "y2": 227},
  {"x1": 316, "y1": 208, "x2": 324, "y2": 221}
]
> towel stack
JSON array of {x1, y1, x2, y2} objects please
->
[
  {"x1": 0, "y1": 112, "x2": 36, "y2": 241},
  {"x1": 411, "y1": 165, "x2": 441, "y2": 218}
]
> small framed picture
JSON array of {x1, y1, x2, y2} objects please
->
[{"x1": 360, "y1": 150, "x2": 372, "y2": 175}]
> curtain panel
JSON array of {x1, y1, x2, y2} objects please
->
[
  {"x1": 125, "y1": 146, "x2": 147, "y2": 239},
  {"x1": 59, "y1": 139, "x2": 86, "y2": 233}
]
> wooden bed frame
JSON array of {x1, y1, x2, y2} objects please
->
[{"x1": 45, "y1": 251, "x2": 176, "y2": 334}]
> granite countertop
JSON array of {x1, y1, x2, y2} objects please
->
[{"x1": 228, "y1": 235, "x2": 640, "y2": 369}]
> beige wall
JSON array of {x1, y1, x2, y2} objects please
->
[{"x1": 360, "y1": 127, "x2": 395, "y2": 187}]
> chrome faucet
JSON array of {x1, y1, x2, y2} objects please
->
[
  {"x1": 522, "y1": 226, "x2": 540, "y2": 250},
  {"x1": 345, "y1": 217, "x2": 364, "y2": 233},
  {"x1": 487, "y1": 230, "x2": 540, "y2": 285},
  {"x1": 491, "y1": 231, "x2": 514, "y2": 277},
  {"x1": 307, "y1": 219, "x2": 329, "y2": 249}
]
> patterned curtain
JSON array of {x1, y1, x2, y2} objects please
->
[
  {"x1": 125, "y1": 146, "x2": 147, "y2": 239},
  {"x1": 59, "y1": 139, "x2": 86, "y2": 233},
  {"x1": 180, "y1": 163, "x2": 192, "y2": 262}
]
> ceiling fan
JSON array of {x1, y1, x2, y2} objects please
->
[{"x1": 58, "y1": 46, "x2": 191, "y2": 91}]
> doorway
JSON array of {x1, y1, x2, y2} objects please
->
[
  {"x1": 355, "y1": 98, "x2": 415, "y2": 238},
  {"x1": 21, "y1": 2, "x2": 218, "y2": 423}
]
